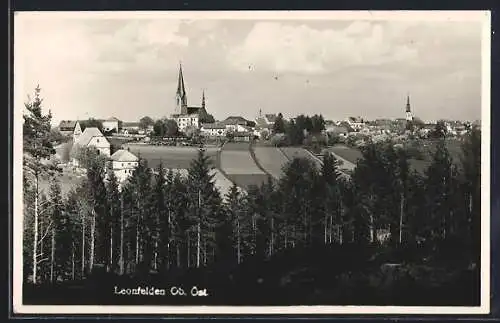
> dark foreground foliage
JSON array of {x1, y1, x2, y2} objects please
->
[{"x1": 23, "y1": 243, "x2": 479, "y2": 306}]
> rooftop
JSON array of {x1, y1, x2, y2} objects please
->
[
  {"x1": 74, "y1": 127, "x2": 106, "y2": 147},
  {"x1": 110, "y1": 149, "x2": 139, "y2": 162}
]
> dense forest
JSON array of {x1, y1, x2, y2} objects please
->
[{"x1": 22, "y1": 87, "x2": 481, "y2": 306}]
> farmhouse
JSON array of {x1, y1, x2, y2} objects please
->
[
  {"x1": 102, "y1": 117, "x2": 122, "y2": 133},
  {"x1": 346, "y1": 117, "x2": 365, "y2": 131},
  {"x1": 121, "y1": 122, "x2": 141, "y2": 135},
  {"x1": 107, "y1": 149, "x2": 139, "y2": 184},
  {"x1": 58, "y1": 120, "x2": 78, "y2": 136},
  {"x1": 222, "y1": 116, "x2": 250, "y2": 132},
  {"x1": 263, "y1": 114, "x2": 277, "y2": 125},
  {"x1": 70, "y1": 126, "x2": 111, "y2": 166},
  {"x1": 200, "y1": 123, "x2": 227, "y2": 137}
]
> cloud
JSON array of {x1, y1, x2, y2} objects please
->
[{"x1": 227, "y1": 21, "x2": 419, "y2": 74}]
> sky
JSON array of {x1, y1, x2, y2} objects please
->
[{"x1": 14, "y1": 11, "x2": 489, "y2": 126}]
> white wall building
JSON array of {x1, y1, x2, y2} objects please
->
[
  {"x1": 107, "y1": 149, "x2": 139, "y2": 184},
  {"x1": 173, "y1": 113, "x2": 199, "y2": 132},
  {"x1": 102, "y1": 117, "x2": 121, "y2": 133},
  {"x1": 70, "y1": 126, "x2": 111, "y2": 166},
  {"x1": 346, "y1": 117, "x2": 365, "y2": 131},
  {"x1": 200, "y1": 123, "x2": 227, "y2": 137}
]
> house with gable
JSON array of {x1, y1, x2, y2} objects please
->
[
  {"x1": 58, "y1": 120, "x2": 79, "y2": 136},
  {"x1": 102, "y1": 117, "x2": 122, "y2": 133},
  {"x1": 70, "y1": 126, "x2": 111, "y2": 166},
  {"x1": 107, "y1": 149, "x2": 139, "y2": 184}
]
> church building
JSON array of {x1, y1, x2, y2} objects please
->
[
  {"x1": 405, "y1": 94, "x2": 413, "y2": 122},
  {"x1": 170, "y1": 63, "x2": 210, "y2": 132}
]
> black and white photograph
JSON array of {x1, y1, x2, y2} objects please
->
[{"x1": 13, "y1": 11, "x2": 491, "y2": 315}]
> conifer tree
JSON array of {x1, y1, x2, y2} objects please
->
[
  {"x1": 85, "y1": 160, "x2": 108, "y2": 271},
  {"x1": 126, "y1": 158, "x2": 153, "y2": 272},
  {"x1": 152, "y1": 163, "x2": 167, "y2": 271},
  {"x1": 64, "y1": 189, "x2": 81, "y2": 280},
  {"x1": 106, "y1": 171, "x2": 121, "y2": 272},
  {"x1": 223, "y1": 183, "x2": 250, "y2": 263},
  {"x1": 186, "y1": 149, "x2": 222, "y2": 268},
  {"x1": 460, "y1": 126, "x2": 481, "y2": 263},
  {"x1": 47, "y1": 180, "x2": 65, "y2": 283},
  {"x1": 424, "y1": 139, "x2": 457, "y2": 244},
  {"x1": 22, "y1": 85, "x2": 58, "y2": 284}
]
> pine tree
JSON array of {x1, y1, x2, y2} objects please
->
[
  {"x1": 460, "y1": 126, "x2": 481, "y2": 264},
  {"x1": 125, "y1": 158, "x2": 153, "y2": 273},
  {"x1": 279, "y1": 157, "x2": 318, "y2": 247},
  {"x1": 223, "y1": 183, "x2": 251, "y2": 263},
  {"x1": 64, "y1": 189, "x2": 81, "y2": 280},
  {"x1": 106, "y1": 171, "x2": 121, "y2": 273},
  {"x1": 424, "y1": 139, "x2": 456, "y2": 245},
  {"x1": 186, "y1": 149, "x2": 222, "y2": 268},
  {"x1": 22, "y1": 85, "x2": 58, "y2": 284},
  {"x1": 273, "y1": 112, "x2": 286, "y2": 134},
  {"x1": 152, "y1": 163, "x2": 167, "y2": 271},
  {"x1": 319, "y1": 152, "x2": 342, "y2": 245},
  {"x1": 85, "y1": 160, "x2": 108, "y2": 272},
  {"x1": 47, "y1": 180, "x2": 65, "y2": 283}
]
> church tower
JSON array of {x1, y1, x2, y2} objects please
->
[
  {"x1": 201, "y1": 90, "x2": 206, "y2": 110},
  {"x1": 176, "y1": 63, "x2": 188, "y2": 114},
  {"x1": 405, "y1": 94, "x2": 413, "y2": 122}
]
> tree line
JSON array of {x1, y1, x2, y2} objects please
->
[{"x1": 23, "y1": 87, "x2": 481, "y2": 284}]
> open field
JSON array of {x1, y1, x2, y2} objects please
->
[
  {"x1": 280, "y1": 147, "x2": 323, "y2": 169},
  {"x1": 220, "y1": 148, "x2": 265, "y2": 175},
  {"x1": 222, "y1": 142, "x2": 252, "y2": 151},
  {"x1": 327, "y1": 140, "x2": 466, "y2": 175},
  {"x1": 39, "y1": 171, "x2": 84, "y2": 197},
  {"x1": 252, "y1": 146, "x2": 290, "y2": 180},
  {"x1": 124, "y1": 144, "x2": 218, "y2": 169},
  {"x1": 225, "y1": 174, "x2": 270, "y2": 190},
  {"x1": 219, "y1": 142, "x2": 269, "y2": 189},
  {"x1": 210, "y1": 169, "x2": 243, "y2": 198},
  {"x1": 328, "y1": 145, "x2": 363, "y2": 165}
]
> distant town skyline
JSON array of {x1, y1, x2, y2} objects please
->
[{"x1": 15, "y1": 12, "x2": 487, "y2": 126}]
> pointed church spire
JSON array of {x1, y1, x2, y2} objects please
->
[
  {"x1": 201, "y1": 89, "x2": 206, "y2": 109},
  {"x1": 176, "y1": 62, "x2": 187, "y2": 112},
  {"x1": 405, "y1": 93, "x2": 411, "y2": 112}
]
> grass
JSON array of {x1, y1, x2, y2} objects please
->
[
  {"x1": 225, "y1": 174, "x2": 270, "y2": 190},
  {"x1": 280, "y1": 147, "x2": 322, "y2": 169},
  {"x1": 124, "y1": 144, "x2": 218, "y2": 170},
  {"x1": 252, "y1": 146, "x2": 289, "y2": 180},
  {"x1": 328, "y1": 140, "x2": 466, "y2": 175}
]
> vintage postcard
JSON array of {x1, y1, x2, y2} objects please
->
[{"x1": 13, "y1": 10, "x2": 491, "y2": 315}]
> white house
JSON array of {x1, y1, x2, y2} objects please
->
[
  {"x1": 264, "y1": 114, "x2": 277, "y2": 125},
  {"x1": 102, "y1": 117, "x2": 121, "y2": 133},
  {"x1": 70, "y1": 126, "x2": 111, "y2": 166},
  {"x1": 200, "y1": 123, "x2": 227, "y2": 137},
  {"x1": 172, "y1": 113, "x2": 199, "y2": 132},
  {"x1": 107, "y1": 149, "x2": 139, "y2": 184},
  {"x1": 346, "y1": 117, "x2": 365, "y2": 131}
]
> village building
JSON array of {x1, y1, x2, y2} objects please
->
[
  {"x1": 70, "y1": 125, "x2": 110, "y2": 166},
  {"x1": 263, "y1": 114, "x2": 277, "y2": 125},
  {"x1": 222, "y1": 116, "x2": 250, "y2": 132},
  {"x1": 200, "y1": 123, "x2": 227, "y2": 137},
  {"x1": 346, "y1": 116, "x2": 365, "y2": 131},
  {"x1": 121, "y1": 122, "x2": 142, "y2": 135},
  {"x1": 102, "y1": 117, "x2": 122, "y2": 133},
  {"x1": 58, "y1": 120, "x2": 78, "y2": 136},
  {"x1": 171, "y1": 64, "x2": 210, "y2": 132},
  {"x1": 107, "y1": 149, "x2": 139, "y2": 184},
  {"x1": 325, "y1": 125, "x2": 349, "y2": 137}
]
